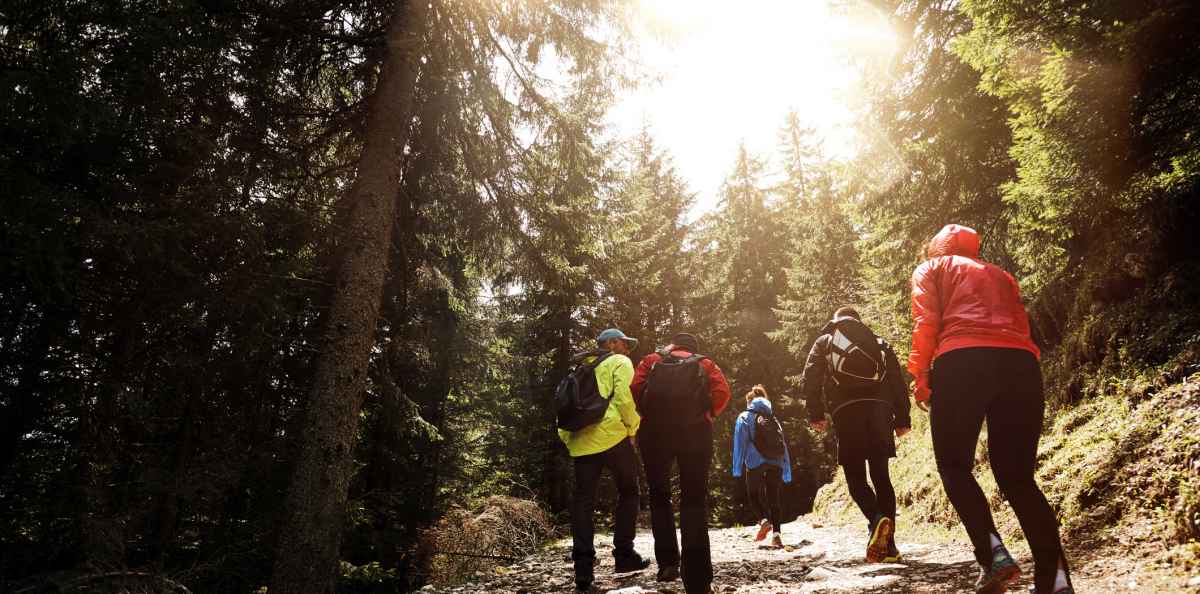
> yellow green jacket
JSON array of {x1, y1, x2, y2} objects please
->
[{"x1": 557, "y1": 352, "x2": 640, "y2": 457}]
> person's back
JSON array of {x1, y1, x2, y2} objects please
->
[
  {"x1": 909, "y1": 224, "x2": 1073, "y2": 594},
  {"x1": 803, "y1": 307, "x2": 910, "y2": 563},
  {"x1": 631, "y1": 333, "x2": 730, "y2": 593},
  {"x1": 909, "y1": 224, "x2": 1039, "y2": 399},
  {"x1": 732, "y1": 386, "x2": 792, "y2": 547}
]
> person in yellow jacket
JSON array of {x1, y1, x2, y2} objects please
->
[{"x1": 559, "y1": 328, "x2": 650, "y2": 592}]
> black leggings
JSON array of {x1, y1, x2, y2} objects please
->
[
  {"x1": 842, "y1": 457, "x2": 895, "y2": 527},
  {"x1": 745, "y1": 464, "x2": 783, "y2": 530},
  {"x1": 930, "y1": 347, "x2": 1067, "y2": 592}
]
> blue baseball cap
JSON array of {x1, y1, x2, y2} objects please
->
[{"x1": 596, "y1": 328, "x2": 638, "y2": 348}]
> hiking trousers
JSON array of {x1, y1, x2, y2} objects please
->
[
  {"x1": 639, "y1": 422, "x2": 713, "y2": 593},
  {"x1": 842, "y1": 456, "x2": 896, "y2": 529},
  {"x1": 930, "y1": 347, "x2": 1067, "y2": 593},
  {"x1": 745, "y1": 464, "x2": 783, "y2": 531},
  {"x1": 571, "y1": 437, "x2": 640, "y2": 583}
]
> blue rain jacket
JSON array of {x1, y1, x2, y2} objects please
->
[{"x1": 732, "y1": 397, "x2": 792, "y2": 483}]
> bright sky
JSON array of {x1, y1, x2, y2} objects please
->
[{"x1": 607, "y1": 0, "x2": 898, "y2": 214}]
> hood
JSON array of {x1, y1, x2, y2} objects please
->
[
  {"x1": 927, "y1": 224, "x2": 980, "y2": 259},
  {"x1": 747, "y1": 397, "x2": 774, "y2": 416}
]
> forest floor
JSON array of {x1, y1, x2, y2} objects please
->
[{"x1": 422, "y1": 516, "x2": 1200, "y2": 593}]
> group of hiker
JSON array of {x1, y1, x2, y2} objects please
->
[{"x1": 555, "y1": 224, "x2": 1074, "y2": 594}]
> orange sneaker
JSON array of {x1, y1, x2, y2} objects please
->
[{"x1": 754, "y1": 519, "x2": 772, "y2": 542}]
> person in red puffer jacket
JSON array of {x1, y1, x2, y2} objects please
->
[{"x1": 909, "y1": 224, "x2": 1073, "y2": 594}]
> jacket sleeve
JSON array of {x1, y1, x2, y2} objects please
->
[
  {"x1": 610, "y1": 355, "x2": 640, "y2": 437},
  {"x1": 780, "y1": 432, "x2": 793, "y2": 484},
  {"x1": 801, "y1": 336, "x2": 829, "y2": 421},
  {"x1": 702, "y1": 359, "x2": 732, "y2": 419},
  {"x1": 908, "y1": 260, "x2": 942, "y2": 401},
  {"x1": 883, "y1": 341, "x2": 911, "y2": 428},
  {"x1": 630, "y1": 353, "x2": 657, "y2": 408},
  {"x1": 731, "y1": 413, "x2": 749, "y2": 477}
]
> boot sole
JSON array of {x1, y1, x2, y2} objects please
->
[{"x1": 865, "y1": 517, "x2": 893, "y2": 563}]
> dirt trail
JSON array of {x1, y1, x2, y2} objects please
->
[{"x1": 422, "y1": 519, "x2": 1198, "y2": 593}]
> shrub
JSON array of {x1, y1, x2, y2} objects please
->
[{"x1": 418, "y1": 496, "x2": 554, "y2": 586}]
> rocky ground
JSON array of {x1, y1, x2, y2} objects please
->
[{"x1": 421, "y1": 517, "x2": 1200, "y2": 593}]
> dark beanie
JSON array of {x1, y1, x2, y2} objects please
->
[{"x1": 672, "y1": 332, "x2": 701, "y2": 353}]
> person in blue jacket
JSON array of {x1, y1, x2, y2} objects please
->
[{"x1": 732, "y1": 385, "x2": 792, "y2": 548}]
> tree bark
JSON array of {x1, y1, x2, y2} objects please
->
[{"x1": 269, "y1": 1, "x2": 428, "y2": 592}]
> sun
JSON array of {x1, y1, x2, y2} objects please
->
[{"x1": 609, "y1": 0, "x2": 901, "y2": 213}]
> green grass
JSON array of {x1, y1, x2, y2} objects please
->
[{"x1": 813, "y1": 372, "x2": 1200, "y2": 567}]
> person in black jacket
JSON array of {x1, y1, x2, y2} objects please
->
[{"x1": 803, "y1": 306, "x2": 911, "y2": 563}]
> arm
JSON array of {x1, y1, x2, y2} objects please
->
[
  {"x1": 908, "y1": 260, "x2": 942, "y2": 402},
  {"x1": 609, "y1": 355, "x2": 640, "y2": 437},
  {"x1": 883, "y1": 341, "x2": 911, "y2": 429},
  {"x1": 731, "y1": 413, "x2": 749, "y2": 477},
  {"x1": 780, "y1": 428, "x2": 793, "y2": 484},
  {"x1": 801, "y1": 336, "x2": 829, "y2": 422},
  {"x1": 702, "y1": 359, "x2": 732, "y2": 419}
]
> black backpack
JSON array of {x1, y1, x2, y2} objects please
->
[
  {"x1": 752, "y1": 411, "x2": 786, "y2": 459},
  {"x1": 638, "y1": 350, "x2": 711, "y2": 426},
  {"x1": 823, "y1": 318, "x2": 886, "y2": 390},
  {"x1": 554, "y1": 352, "x2": 613, "y2": 432}
]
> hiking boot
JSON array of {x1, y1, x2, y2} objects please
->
[
  {"x1": 614, "y1": 551, "x2": 651, "y2": 573},
  {"x1": 882, "y1": 541, "x2": 902, "y2": 563},
  {"x1": 975, "y1": 544, "x2": 1021, "y2": 594},
  {"x1": 770, "y1": 533, "x2": 783, "y2": 548},
  {"x1": 754, "y1": 518, "x2": 772, "y2": 542},
  {"x1": 656, "y1": 564, "x2": 680, "y2": 582},
  {"x1": 866, "y1": 516, "x2": 894, "y2": 563}
]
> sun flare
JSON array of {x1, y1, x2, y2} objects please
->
[{"x1": 610, "y1": 0, "x2": 900, "y2": 213}]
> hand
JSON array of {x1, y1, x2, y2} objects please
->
[
  {"x1": 629, "y1": 435, "x2": 637, "y2": 449},
  {"x1": 895, "y1": 426, "x2": 911, "y2": 437},
  {"x1": 913, "y1": 372, "x2": 931, "y2": 405},
  {"x1": 809, "y1": 419, "x2": 828, "y2": 432}
]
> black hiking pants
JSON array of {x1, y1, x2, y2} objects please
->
[
  {"x1": 640, "y1": 421, "x2": 713, "y2": 594},
  {"x1": 930, "y1": 347, "x2": 1068, "y2": 593},
  {"x1": 842, "y1": 456, "x2": 896, "y2": 532},
  {"x1": 745, "y1": 464, "x2": 783, "y2": 531},
  {"x1": 571, "y1": 437, "x2": 640, "y2": 584}
]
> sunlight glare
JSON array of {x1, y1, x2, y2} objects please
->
[{"x1": 609, "y1": 0, "x2": 900, "y2": 214}]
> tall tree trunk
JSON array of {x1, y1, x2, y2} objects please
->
[{"x1": 269, "y1": 1, "x2": 428, "y2": 591}]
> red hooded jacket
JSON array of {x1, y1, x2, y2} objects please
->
[{"x1": 908, "y1": 224, "x2": 1040, "y2": 401}]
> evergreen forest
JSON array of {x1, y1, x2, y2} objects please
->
[{"x1": 3, "y1": 0, "x2": 1200, "y2": 592}]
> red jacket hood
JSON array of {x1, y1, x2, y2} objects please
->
[{"x1": 927, "y1": 224, "x2": 980, "y2": 259}]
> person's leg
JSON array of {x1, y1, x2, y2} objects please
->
[
  {"x1": 745, "y1": 466, "x2": 768, "y2": 522},
  {"x1": 571, "y1": 452, "x2": 604, "y2": 586},
  {"x1": 639, "y1": 428, "x2": 680, "y2": 571},
  {"x1": 930, "y1": 349, "x2": 1000, "y2": 569},
  {"x1": 603, "y1": 438, "x2": 642, "y2": 563},
  {"x1": 765, "y1": 466, "x2": 783, "y2": 534},
  {"x1": 677, "y1": 424, "x2": 713, "y2": 593},
  {"x1": 986, "y1": 350, "x2": 1069, "y2": 592},
  {"x1": 867, "y1": 457, "x2": 896, "y2": 521},
  {"x1": 842, "y1": 460, "x2": 879, "y2": 524}
]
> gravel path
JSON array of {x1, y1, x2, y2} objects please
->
[{"x1": 422, "y1": 518, "x2": 1197, "y2": 593}]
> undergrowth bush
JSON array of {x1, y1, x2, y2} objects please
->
[{"x1": 418, "y1": 496, "x2": 554, "y2": 586}]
